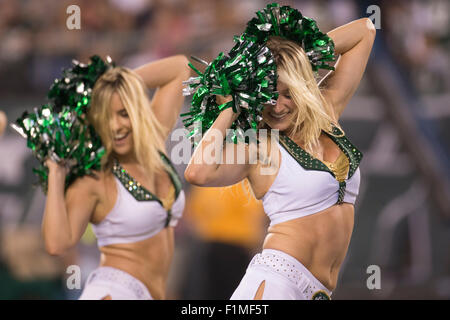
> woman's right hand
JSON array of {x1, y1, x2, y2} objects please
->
[
  {"x1": 45, "y1": 158, "x2": 68, "y2": 181},
  {"x1": 215, "y1": 94, "x2": 233, "y2": 106},
  {"x1": 45, "y1": 158, "x2": 69, "y2": 189},
  {"x1": 216, "y1": 95, "x2": 240, "y2": 122}
]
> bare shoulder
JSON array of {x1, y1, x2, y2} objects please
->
[
  {"x1": 248, "y1": 131, "x2": 281, "y2": 199},
  {"x1": 255, "y1": 129, "x2": 281, "y2": 167},
  {"x1": 66, "y1": 170, "x2": 106, "y2": 198}
]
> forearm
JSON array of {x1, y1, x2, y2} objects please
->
[
  {"x1": 327, "y1": 18, "x2": 375, "y2": 56},
  {"x1": 185, "y1": 107, "x2": 238, "y2": 184},
  {"x1": 134, "y1": 55, "x2": 190, "y2": 90},
  {"x1": 42, "y1": 171, "x2": 72, "y2": 255}
]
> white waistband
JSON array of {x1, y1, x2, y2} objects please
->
[
  {"x1": 85, "y1": 266, "x2": 153, "y2": 300},
  {"x1": 251, "y1": 249, "x2": 332, "y2": 299}
]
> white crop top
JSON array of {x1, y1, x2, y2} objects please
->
[
  {"x1": 92, "y1": 153, "x2": 185, "y2": 247},
  {"x1": 262, "y1": 127, "x2": 362, "y2": 226}
]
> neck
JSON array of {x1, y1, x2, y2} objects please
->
[
  {"x1": 285, "y1": 128, "x2": 303, "y2": 145},
  {"x1": 284, "y1": 121, "x2": 305, "y2": 140},
  {"x1": 114, "y1": 152, "x2": 138, "y2": 165}
]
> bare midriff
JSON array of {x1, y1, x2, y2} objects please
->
[
  {"x1": 98, "y1": 227, "x2": 175, "y2": 300},
  {"x1": 262, "y1": 202, "x2": 355, "y2": 291},
  {"x1": 91, "y1": 170, "x2": 176, "y2": 300}
]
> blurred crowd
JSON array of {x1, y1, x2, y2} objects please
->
[
  {"x1": 0, "y1": 0, "x2": 448, "y2": 96},
  {"x1": 382, "y1": 0, "x2": 449, "y2": 93},
  {"x1": 0, "y1": 0, "x2": 449, "y2": 300}
]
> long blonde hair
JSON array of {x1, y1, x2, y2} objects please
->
[
  {"x1": 88, "y1": 67, "x2": 167, "y2": 180},
  {"x1": 266, "y1": 36, "x2": 342, "y2": 157}
]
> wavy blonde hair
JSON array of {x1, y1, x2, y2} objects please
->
[
  {"x1": 265, "y1": 36, "x2": 343, "y2": 157},
  {"x1": 88, "y1": 67, "x2": 166, "y2": 180}
]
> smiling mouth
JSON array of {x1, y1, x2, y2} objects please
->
[
  {"x1": 270, "y1": 112, "x2": 289, "y2": 120},
  {"x1": 114, "y1": 132, "x2": 130, "y2": 142}
]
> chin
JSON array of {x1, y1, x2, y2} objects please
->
[
  {"x1": 263, "y1": 120, "x2": 291, "y2": 133},
  {"x1": 112, "y1": 145, "x2": 133, "y2": 157},
  {"x1": 272, "y1": 123, "x2": 291, "y2": 132}
]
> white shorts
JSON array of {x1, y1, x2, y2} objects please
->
[
  {"x1": 79, "y1": 266, "x2": 153, "y2": 300},
  {"x1": 230, "y1": 249, "x2": 332, "y2": 300}
]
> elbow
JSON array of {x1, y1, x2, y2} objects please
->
[
  {"x1": 44, "y1": 236, "x2": 70, "y2": 256},
  {"x1": 45, "y1": 243, "x2": 66, "y2": 257},
  {"x1": 177, "y1": 54, "x2": 189, "y2": 65},
  {"x1": 176, "y1": 55, "x2": 191, "y2": 78},
  {"x1": 363, "y1": 18, "x2": 376, "y2": 37},
  {"x1": 184, "y1": 166, "x2": 208, "y2": 186}
]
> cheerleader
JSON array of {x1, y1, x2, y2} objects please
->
[
  {"x1": 185, "y1": 14, "x2": 375, "y2": 300},
  {"x1": 43, "y1": 55, "x2": 190, "y2": 299}
]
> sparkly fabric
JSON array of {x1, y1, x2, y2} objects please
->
[
  {"x1": 91, "y1": 176, "x2": 185, "y2": 247},
  {"x1": 262, "y1": 132, "x2": 361, "y2": 226},
  {"x1": 99, "y1": 151, "x2": 184, "y2": 237},
  {"x1": 91, "y1": 152, "x2": 185, "y2": 247},
  {"x1": 279, "y1": 125, "x2": 362, "y2": 180},
  {"x1": 79, "y1": 266, "x2": 153, "y2": 300},
  {"x1": 322, "y1": 152, "x2": 349, "y2": 183},
  {"x1": 112, "y1": 151, "x2": 182, "y2": 205},
  {"x1": 112, "y1": 160, "x2": 159, "y2": 202},
  {"x1": 160, "y1": 184, "x2": 176, "y2": 211},
  {"x1": 326, "y1": 125, "x2": 363, "y2": 179},
  {"x1": 278, "y1": 125, "x2": 362, "y2": 205},
  {"x1": 230, "y1": 249, "x2": 331, "y2": 300}
]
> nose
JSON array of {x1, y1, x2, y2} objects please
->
[
  {"x1": 272, "y1": 98, "x2": 287, "y2": 113},
  {"x1": 110, "y1": 114, "x2": 121, "y2": 133}
]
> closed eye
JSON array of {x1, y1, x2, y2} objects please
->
[{"x1": 279, "y1": 89, "x2": 291, "y2": 99}]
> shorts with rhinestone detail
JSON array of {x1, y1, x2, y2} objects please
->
[
  {"x1": 79, "y1": 266, "x2": 153, "y2": 300},
  {"x1": 230, "y1": 249, "x2": 332, "y2": 300}
]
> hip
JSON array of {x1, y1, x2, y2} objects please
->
[
  {"x1": 263, "y1": 204, "x2": 355, "y2": 290},
  {"x1": 231, "y1": 249, "x2": 332, "y2": 300},
  {"x1": 79, "y1": 266, "x2": 153, "y2": 300}
]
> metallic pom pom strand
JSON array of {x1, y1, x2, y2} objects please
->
[
  {"x1": 243, "y1": 3, "x2": 336, "y2": 72},
  {"x1": 182, "y1": 37, "x2": 277, "y2": 145},
  {"x1": 13, "y1": 55, "x2": 113, "y2": 192}
]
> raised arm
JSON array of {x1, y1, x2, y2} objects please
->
[
  {"x1": 42, "y1": 160, "x2": 98, "y2": 256},
  {"x1": 319, "y1": 18, "x2": 376, "y2": 120},
  {"x1": 184, "y1": 96, "x2": 254, "y2": 187},
  {"x1": 134, "y1": 55, "x2": 191, "y2": 139}
]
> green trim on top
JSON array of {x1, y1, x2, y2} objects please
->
[
  {"x1": 112, "y1": 151, "x2": 182, "y2": 204},
  {"x1": 277, "y1": 125, "x2": 362, "y2": 205},
  {"x1": 159, "y1": 151, "x2": 182, "y2": 199},
  {"x1": 324, "y1": 126, "x2": 363, "y2": 180},
  {"x1": 278, "y1": 125, "x2": 362, "y2": 180}
]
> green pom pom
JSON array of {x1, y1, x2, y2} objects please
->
[
  {"x1": 13, "y1": 55, "x2": 114, "y2": 192},
  {"x1": 182, "y1": 4, "x2": 335, "y2": 145},
  {"x1": 244, "y1": 3, "x2": 336, "y2": 72},
  {"x1": 182, "y1": 38, "x2": 277, "y2": 145}
]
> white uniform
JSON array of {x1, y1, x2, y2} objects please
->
[{"x1": 231, "y1": 136, "x2": 361, "y2": 300}]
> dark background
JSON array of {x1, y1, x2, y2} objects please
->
[{"x1": 0, "y1": 0, "x2": 448, "y2": 299}]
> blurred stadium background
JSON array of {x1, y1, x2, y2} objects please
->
[{"x1": 0, "y1": 0, "x2": 448, "y2": 299}]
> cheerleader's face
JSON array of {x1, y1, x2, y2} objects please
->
[
  {"x1": 262, "y1": 81, "x2": 296, "y2": 133},
  {"x1": 109, "y1": 92, "x2": 134, "y2": 157}
]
